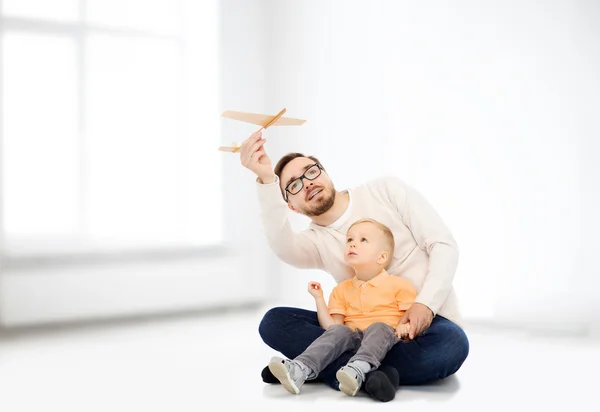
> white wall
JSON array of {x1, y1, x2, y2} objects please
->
[
  {"x1": 260, "y1": 0, "x2": 600, "y2": 332},
  {"x1": 0, "y1": 0, "x2": 272, "y2": 327},
  {"x1": 2, "y1": 1, "x2": 597, "y2": 333}
]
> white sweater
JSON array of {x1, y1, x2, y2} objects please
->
[{"x1": 257, "y1": 175, "x2": 463, "y2": 328}]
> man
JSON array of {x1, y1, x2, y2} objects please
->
[{"x1": 239, "y1": 130, "x2": 469, "y2": 402}]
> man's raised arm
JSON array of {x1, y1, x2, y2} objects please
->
[{"x1": 239, "y1": 131, "x2": 324, "y2": 270}]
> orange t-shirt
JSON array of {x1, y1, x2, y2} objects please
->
[{"x1": 328, "y1": 269, "x2": 417, "y2": 331}]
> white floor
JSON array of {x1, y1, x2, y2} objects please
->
[{"x1": 0, "y1": 306, "x2": 598, "y2": 412}]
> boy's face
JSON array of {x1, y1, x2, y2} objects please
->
[
  {"x1": 280, "y1": 157, "x2": 336, "y2": 217},
  {"x1": 345, "y1": 222, "x2": 388, "y2": 268}
]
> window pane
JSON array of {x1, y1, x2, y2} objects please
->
[
  {"x1": 2, "y1": 0, "x2": 79, "y2": 21},
  {"x1": 86, "y1": 34, "x2": 219, "y2": 246},
  {"x1": 2, "y1": 33, "x2": 79, "y2": 238},
  {"x1": 86, "y1": 0, "x2": 181, "y2": 34}
]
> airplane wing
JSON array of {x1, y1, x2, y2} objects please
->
[
  {"x1": 272, "y1": 116, "x2": 306, "y2": 126},
  {"x1": 218, "y1": 146, "x2": 241, "y2": 152},
  {"x1": 218, "y1": 142, "x2": 241, "y2": 152},
  {"x1": 221, "y1": 110, "x2": 306, "y2": 127}
]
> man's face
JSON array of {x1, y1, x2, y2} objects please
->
[
  {"x1": 345, "y1": 222, "x2": 387, "y2": 268},
  {"x1": 280, "y1": 157, "x2": 336, "y2": 217}
]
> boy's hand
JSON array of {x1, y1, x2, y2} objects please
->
[
  {"x1": 399, "y1": 303, "x2": 434, "y2": 340},
  {"x1": 395, "y1": 322, "x2": 411, "y2": 340},
  {"x1": 307, "y1": 281, "x2": 324, "y2": 299}
]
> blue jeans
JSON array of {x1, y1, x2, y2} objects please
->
[{"x1": 258, "y1": 306, "x2": 470, "y2": 390}]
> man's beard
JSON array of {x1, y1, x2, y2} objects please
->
[{"x1": 303, "y1": 186, "x2": 336, "y2": 217}]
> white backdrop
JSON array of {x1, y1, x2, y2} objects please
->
[
  {"x1": 2, "y1": 0, "x2": 597, "y2": 334},
  {"x1": 246, "y1": 0, "x2": 600, "y2": 333}
]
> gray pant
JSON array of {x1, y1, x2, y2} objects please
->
[{"x1": 295, "y1": 322, "x2": 400, "y2": 377}]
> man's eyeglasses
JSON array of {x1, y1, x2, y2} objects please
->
[{"x1": 284, "y1": 163, "x2": 323, "y2": 201}]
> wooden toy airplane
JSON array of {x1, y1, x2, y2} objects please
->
[{"x1": 218, "y1": 108, "x2": 306, "y2": 152}]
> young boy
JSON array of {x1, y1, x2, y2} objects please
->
[{"x1": 268, "y1": 218, "x2": 417, "y2": 398}]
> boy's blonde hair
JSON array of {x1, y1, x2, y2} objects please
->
[{"x1": 347, "y1": 218, "x2": 395, "y2": 268}]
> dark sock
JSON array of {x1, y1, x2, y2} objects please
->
[
  {"x1": 363, "y1": 365, "x2": 399, "y2": 402},
  {"x1": 261, "y1": 365, "x2": 280, "y2": 384},
  {"x1": 261, "y1": 365, "x2": 321, "y2": 385},
  {"x1": 378, "y1": 365, "x2": 400, "y2": 388}
]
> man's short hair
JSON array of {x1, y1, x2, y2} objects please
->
[
  {"x1": 274, "y1": 153, "x2": 324, "y2": 201},
  {"x1": 347, "y1": 218, "x2": 395, "y2": 268}
]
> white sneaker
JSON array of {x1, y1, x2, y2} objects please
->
[
  {"x1": 336, "y1": 365, "x2": 364, "y2": 397},
  {"x1": 267, "y1": 356, "x2": 307, "y2": 395}
]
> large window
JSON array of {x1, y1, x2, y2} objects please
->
[{"x1": 1, "y1": 0, "x2": 221, "y2": 257}]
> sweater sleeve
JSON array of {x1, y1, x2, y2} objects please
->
[
  {"x1": 384, "y1": 177, "x2": 459, "y2": 315},
  {"x1": 256, "y1": 178, "x2": 325, "y2": 270}
]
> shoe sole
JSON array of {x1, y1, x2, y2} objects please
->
[
  {"x1": 268, "y1": 360, "x2": 300, "y2": 395},
  {"x1": 336, "y1": 369, "x2": 360, "y2": 396}
]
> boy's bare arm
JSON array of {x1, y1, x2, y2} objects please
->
[
  {"x1": 314, "y1": 296, "x2": 337, "y2": 329},
  {"x1": 307, "y1": 281, "x2": 343, "y2": 329}
]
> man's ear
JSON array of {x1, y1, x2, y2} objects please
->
[
  {"x1": 377, "y1": 251, "x2": 389, "y2": 265},
  {"x1": 288, "y1": 202, "x2": 298, "y2": 213}
]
